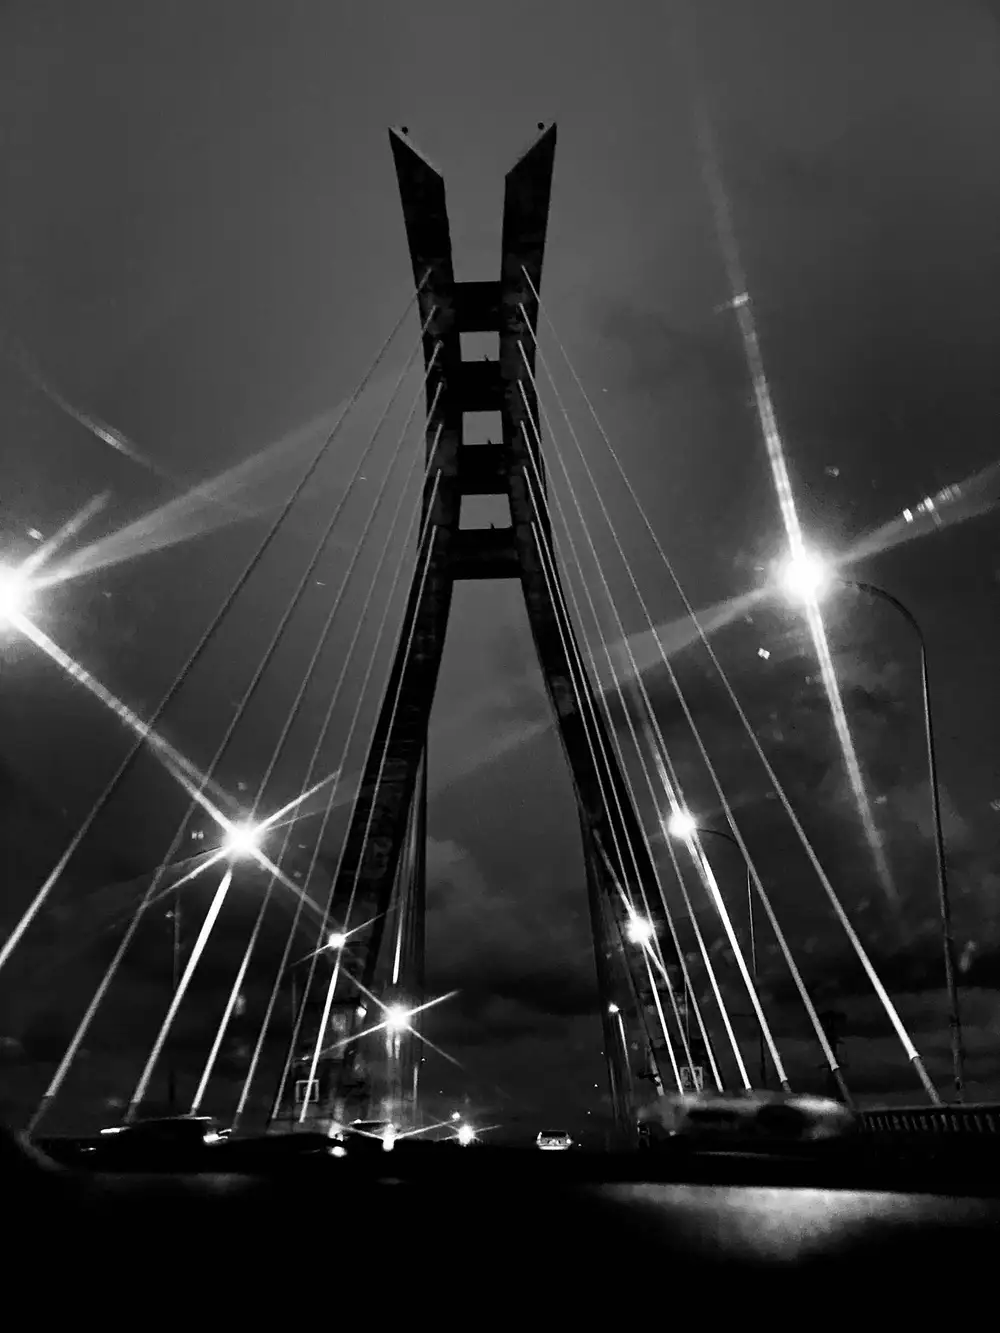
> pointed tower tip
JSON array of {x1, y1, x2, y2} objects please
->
[
  {"x1": 507, "y1": 122, "x2": 557, "y2": 175},
  {"x1": 388, "y1": 125, "x2": 443, "y2": 176}
]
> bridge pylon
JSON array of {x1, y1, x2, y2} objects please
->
[{"x1": 277, "y1": 124, "x2": 676, "y2": 1135}]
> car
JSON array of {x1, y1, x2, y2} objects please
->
[
  {"x1": 98, "y1": 1115, "x2": 227, "y2": 1147},
  {"x1": 637, "y1": 1090, "x2": 855, "y2": 1146},
  {"x1": 536, "y1": 1129, "x2": 574, "y2": 1151}
]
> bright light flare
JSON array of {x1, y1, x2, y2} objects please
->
[
  {"x1": 0, "y1": 565, "x2": 30, "y2": 624},
  {"x1": 625, "y1": 915, "x2": 655, "y2": 946},
  {"x1": 319, "y1": 984, "x2": 462, "y2": 1069},
  {"x1": 456, "y1": 1124, "x2": 476, "y2": 1146},
  {"x1": 327, "y1": 931, "x2": 348, "y2": 951},
  {"x1": 221, "y1": 820, "x2": 264, "y2": 861},
  {"x1": 777, "y1": 549, "x2": 835, "y2": 603},
  {"x1": 667, "y1": 810, "x2": 697, "y2": 840},
  {"x1": 385, "y1": 1004, "x2": 412, "y2": 1033}
]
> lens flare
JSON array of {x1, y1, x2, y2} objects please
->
[
  {"x1": 625, "y1": 915, "x2": 655, "y2": 945},
  {"x1": 666, "y1": 810, "x2": 697, "y2": 840},
  {"x1": 385, "y1": 1004, "x2": 412, "y2": 1033},
  {"x1": 0, "y1": 566, "x2": 30, "y2": 624},
  {"x1": 222, "y1": 820, "x2": 264, "y2": 860},
  {"x1": 777, "y1": 550, "x2": 835, "y2": 603}
]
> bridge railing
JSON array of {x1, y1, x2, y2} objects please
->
[{"x1": 859, "y1": 1103, "x2": 1000, "y2": 1135}]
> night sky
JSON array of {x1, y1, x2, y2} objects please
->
[{"x1": 1, "y1": 1, "x2": 999, "y2": 1141}]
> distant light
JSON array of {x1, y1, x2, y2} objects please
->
[
  {"x1": 757, "y1": 647, "x2": 770, "y2": 661},
  {"x1": 27, "y1": 528, "x2": 42, "y2": 541},
  {"x1": 330, "y1": 1145, "x2": 347, "y2": 1158},
  {"x1": 385, "y1": 1004, "x2": 411, "y2": 1033},
  {"x1": 222, "y1": 820, "x2": 263, "y2": 860},
  {"x1": 625, "y1": 915, "x2": 655, "y2": 946},
  {"x1": 451, "y1": 1111, "x2": 461, "y2": 1121},
  {"x1": 0, "y1": 566, "x2": 30, "y2": 625},
  {"x1": 327, "y1": 931, "x2": 348, "y2": 951},
  {"x1": 356, "y1": 1005, "x2": 367, "y2": 1020},
  {"x1": 777, "y1": 550, "x2": 834, "y2": 603},
  {"x1": 456, "y1": 1123, "x2": 476, "y2": 1146},
  {"x1": 666, "y1": 810, "x2": 697, "y2": 840},
  {"x1": 608, "y1": 1003, "x2": 620, "y2": 1015},
  {"x1": 381, "y1": 1126, "x2": 397, "y2": 1151}
]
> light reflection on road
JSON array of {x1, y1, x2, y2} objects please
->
[{"x1": 599, "y1": 1183, "x2": 999, "y2": 1260}]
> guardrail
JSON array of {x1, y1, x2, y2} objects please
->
[{"x1": 859, "y1": 1103, "x2": 1000, "y2": 1135}]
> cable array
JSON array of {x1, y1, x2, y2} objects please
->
[
  {"x1": 16, "y1": 181, "x2": 949, "y2": 1135},
  {"x1": 27, "y1": 294, "x2": 439, "y2": 1131},
  {"x1": 1, "y1": 281, "x2": 428, "y2": 983},
  {"x1": 522, "y1": 269, "x2": 937, "y2": 1105}
]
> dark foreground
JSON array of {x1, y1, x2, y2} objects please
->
[{"x1": 8, "y1": 1127, "x2": 1000, "y2": 1317}]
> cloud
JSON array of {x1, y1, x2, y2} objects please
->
[{"x1": 425, "y1": 836, "x2": 595, "y2": 1022}]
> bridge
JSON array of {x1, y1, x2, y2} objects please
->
[{"x1": 0, "y1": 124, "x2": 992, "y2": 1148}]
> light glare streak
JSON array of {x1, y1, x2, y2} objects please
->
[
  {"x1": 680, "y1": 18, "x2": 892, "y2": 900},
  {"x1": 20, "y1": 493, "x2": 110, "y2": 580},
  {"x1": 844, "y1": 459, "x2": 1000, "y2": 566},
  {"x1": 0, "y1": 612, "x2": 236, "y2": 975},
  {"x1": 2, "y1": 333, "x2": 169, "y2": 478},
  {"x1": 29, "y1": 372, "x2": 415, "y2": 593}
]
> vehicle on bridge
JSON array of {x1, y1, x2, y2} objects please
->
[
  {"x1": 637, "y1": 1091, "x2": 855, "y2": 1147},
  {"x1": 536, "y1": 1130, "x2": 574, "y2": 1151},
  {"x1": 36, "y1": 1115, "x2": 231, "y2": 1169},
  {"x1": 97, "y1": 1115, "x2": 228, "y2": 1148}
]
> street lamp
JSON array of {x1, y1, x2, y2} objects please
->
[
  {"x1": 776, "y1": 548, "x2": 836, "y2": 602},
  {"x1": 385, "y1": 1004, "x2": 411, "y2": 1033},
  {"x1": 221, "y1": 820, "x2": 264, "y2": 861},
  {"x1": 778, "y1": 549, "x2": 965, "y2": 1100},
  {"x1": 668, "y1": 810, "x2": 766, "y2": 1087},
  {"x1": 625, "y1": 915, "x2": 655, "y2": 946},
  {"x1": 166, "y1": 895, "x2": 183, "y2": 1113}
]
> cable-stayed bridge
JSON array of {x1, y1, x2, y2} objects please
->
[{"x1": 0, "y1": 124, "x2": 993, "y2": 1148}]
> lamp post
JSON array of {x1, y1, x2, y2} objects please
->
[
  {"x1": 778, "y1": 553, "x2": 965, "y2": 1101},
  {"x1": 167, "y1": 897, "x2": 182, "y2": 1113},
  {"x1": 667, "y1": 812, "x2": 767, "y2": 1088}
]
